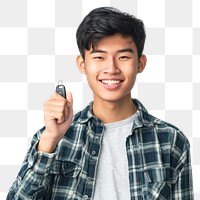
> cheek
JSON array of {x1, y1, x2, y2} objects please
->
[
  {"x1": 124, "y1": 67, "x2": 138, "y2": 85},
  {"x1": 85, "y1": 61, "x2": 102, "y2": 75},
  {"x1": 124, "y1": 66, "x2": 138, "y2": 77},
  {"x1": 85, "y1": 67, "x2": 97, "y2": 77},
  {"x1": 84, "y1": 66, "x2": 100, "y2": 84}
]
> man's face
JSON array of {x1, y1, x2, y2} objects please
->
[{"x1": 77, "y1": 33, "x2": 146, "y2": 103}]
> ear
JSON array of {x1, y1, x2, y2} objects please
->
[
  {"x1": 76, "y1": 55, "x2": 86, "y2": 74},
  {"x1": 138, "y1": 54, "x2": 147, "y2": 73}
]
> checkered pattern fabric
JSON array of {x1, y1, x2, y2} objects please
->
[
  {"x1": 0, "y1": 0, "x2": 199, "y2": 199},
  {"x1": 6, "y1": 100, "x2": 193, "y2": 199}
]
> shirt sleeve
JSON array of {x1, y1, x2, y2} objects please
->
[
  {"x1": 6, "y1": 127, "x2": 57, "y2": 200},
  {"x1": 172, "y1": 134, "x2": 194, "y2": 200}
]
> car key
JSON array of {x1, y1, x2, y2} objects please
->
[{"x1": 56, "y1": 80, "x2": 66, "y2": 98}]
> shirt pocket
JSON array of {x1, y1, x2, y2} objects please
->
[
  {"x1": 142, "y1": 167, "x2": 177, "y2": 200},
  {"x1": 45, "y1": 160, "x2": 82, "y2": 199},
  {"x1": 50, "y1": 160, "x2": 82, "y2": 177}
]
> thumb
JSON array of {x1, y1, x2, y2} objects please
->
[{"x1": 66, "y1": 92, "x2": 73, "y2": 112}]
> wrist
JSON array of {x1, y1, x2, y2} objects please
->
[{"x1": 37, "y1": 131, "x2": 60, "y2": 153}]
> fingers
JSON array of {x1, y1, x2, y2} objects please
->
[
  {"x1": 50, "y1": 92, "x2": 73, "y2": 109},
  {"x1": 44, "y1": 92, "x2": 73, "y2": 124},
  {"x1": 44, "y1": 96, "x2": 67, "y2": 112},
  {"x1": 50, "y1": 92, "x2": 66, "y2": 100},
  {"x1": 45, "y1": 110, "x2": 65, "y2": 124},
  {"x1": 41, "y1": 91, "x2": 73, "y2": 152},
  {"x1": 44, "y1": 103, "x2": 66, "y2": 124}
]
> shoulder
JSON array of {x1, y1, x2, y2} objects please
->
[
  {"x1": 142, "y1": 114, "x2": 191, "y2": 170},
  {"x1": 150, "y1": 113, "x2": 190, "y2": 145},
  {"x1": 147, "y1": 113, "x2": 191, "y2": 161},
  {"x1": 134, "y1": 98, "x2": 190, "y2": 149}
]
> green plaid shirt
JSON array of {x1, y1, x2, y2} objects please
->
[{"x1": 7, "y1": 99, "x2": 193, "y2": 200}]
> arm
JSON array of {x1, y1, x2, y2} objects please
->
[
  {"x1": 7, "y1": 92, "x2": 74, "y2": 199},
  {"x1": 172, "y1": 142, "x2": 194, "y2": 199},
  {"x1": 7, "y1": 128, "x2": 56, "y2": 199}
]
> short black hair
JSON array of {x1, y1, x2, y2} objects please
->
[{"x1": 76, "y1": 7, "x2": 146, "y2": 58}]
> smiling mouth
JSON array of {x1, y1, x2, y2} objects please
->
[{"x1": 100, "y1": 80, "x2": 123, "y2": 86}]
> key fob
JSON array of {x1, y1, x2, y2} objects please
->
[{"x1": 56, "y1": 80, "x2": 66, "y2": 98}]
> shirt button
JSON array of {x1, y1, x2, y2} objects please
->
[
  {"x1": 87, "y1": 177, "x2": 92, "y2": 182},
  {"x1": 83, "y1": 195, "x2": 88, "y2": 199},
  {"x1": 92, "y1": 151, "x2": 96, "y2": 156}
]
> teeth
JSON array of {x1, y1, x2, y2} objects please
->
[{"x1": 101, "y1": 80, "x2": 121, "y2": 85}]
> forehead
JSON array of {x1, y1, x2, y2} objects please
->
[{"x1": 91, "y1": 34, "x2": 136, "y2": 51}]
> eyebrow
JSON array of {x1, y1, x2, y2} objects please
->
[
  {"x1": 118, "y1": 48, "x2": 134, "y2": 53},
  {"x1": 90, "y1": 48, "x2": 134, "y2": 54}
]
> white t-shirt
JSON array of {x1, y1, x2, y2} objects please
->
[{"x1": 93, "y1": 112, "x2": 138, "y2": 200}]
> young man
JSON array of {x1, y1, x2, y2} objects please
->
[{"x1": 7, "y1": 7, "x2": 193, "y2": 200}]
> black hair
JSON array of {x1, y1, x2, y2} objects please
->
[{"x1": 76, "y1": 7, "x2": 146, "y2": 59}]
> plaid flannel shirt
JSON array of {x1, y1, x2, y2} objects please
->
[{"x1": 7, "y1": 99, "x2": 193, "y2": 200}]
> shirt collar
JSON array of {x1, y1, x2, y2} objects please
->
[
  {"x1": 76, "y1": 101, "x2": 97, "y2": 124},
  {"x1": 76, "y1": 99, "x2": 154, "y2": 128},
  {"x1": 132, "y1": 99, "x2": 154, "y2": 129}
]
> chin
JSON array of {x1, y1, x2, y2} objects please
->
[{"x1": 96, "y1": 93, "x2": 131, "y2": 103}]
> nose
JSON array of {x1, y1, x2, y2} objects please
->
[{"x1": 103, "y1": 58, "x2": 120, "y2": 74}]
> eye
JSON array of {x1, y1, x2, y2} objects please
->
[
  {"x1": 93, "y1": 56, "x2": 104, "y2": 60},
  {"x1": 119, "y1": 56, "x2": 129, "y2": 60}
]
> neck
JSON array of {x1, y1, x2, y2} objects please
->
[{"x1": 92, "y1": 96, "x2": 137, "y2": 123}]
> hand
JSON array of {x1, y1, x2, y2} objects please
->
[{"x1": 37, "y1": 92, "x2": 73, "y2": 153}]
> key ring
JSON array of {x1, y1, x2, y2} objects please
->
[{"x1": 58, "y1": 80, "x2": 63, "y2": 85}]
